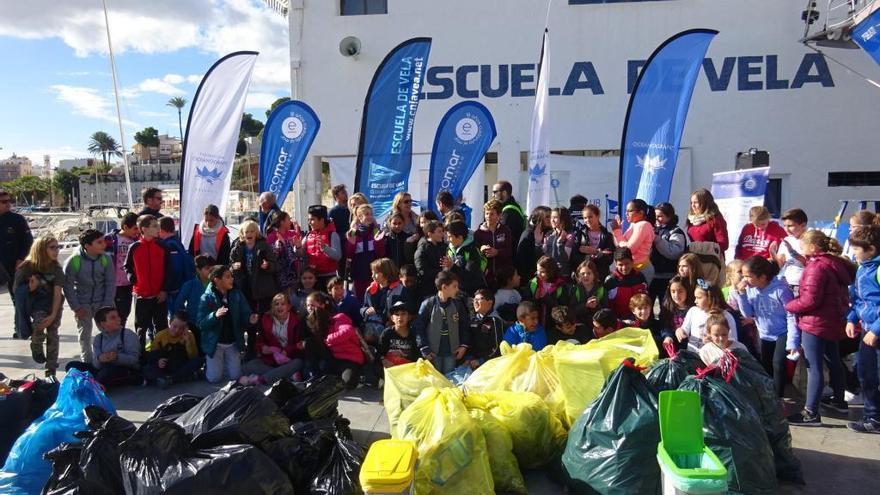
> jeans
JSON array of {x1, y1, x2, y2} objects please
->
[
  {"x1": 434, "y1": 354, "x2": 457, "y2": 375},
  {"x1": 760, "y1": 334, "x2": 788, "y2": 398},
  {"x1": 801, "y1": 331, "x2": 845, "y2": 414},
  {"x1": 205, "y1": 343, "x2": 242, "y2": 383},
  {"x1": 243, "y1": 358, "x2": 304, "y2": 384},
  {"x1": 115, "y1": 285, "x2": 133, "y2": 327},
  {"x1": 857, "y1": 337, "x2": 880, "y2": 421},
  {"x1": 66, "y1": 361, "x2": 141, "y2": 388},
  {"x1": 73, "y1": 304, "x2": 103, "y2": 364},
  {"x1": 141, "y1": 357, "x2": 204, "y2": 384}
]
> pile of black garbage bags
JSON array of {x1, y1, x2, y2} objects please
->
[{"x1": 42, "y1": 376, "x2": 365, "y2": 495}]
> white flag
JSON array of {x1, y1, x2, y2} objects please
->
[
  {"x1": 180, "y1": 52, "x2": 258, "y2": 248},
  {"x1": 527, "y1": 30, "x2": 551, "y2": 213}
]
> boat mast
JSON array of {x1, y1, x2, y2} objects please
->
[{"x1": 102, "y1": 0, "x2": 134, "y2": 208}]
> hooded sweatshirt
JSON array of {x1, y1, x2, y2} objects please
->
[
  {"x1": 734, "y1": 277, "x2": 799, "y2": 349},
  {"x1": 735, "y1": 221, "x2": 786, "y2": 260},
  {"x1": 847, "y1": 254, "x2": 880, "y2": 337},
  {"x1": 785, "y1": 253, "x2": 855, "y2": 341},
  {"x1": 447, "y1": 234, "x2": 487, "y2": 294}
]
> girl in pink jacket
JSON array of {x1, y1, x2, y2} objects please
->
[{"x1": 305, "y1": 292, "x2": 364, "y2": 388}]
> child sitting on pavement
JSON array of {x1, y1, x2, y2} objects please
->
[
  {"x1": 378, "y1": 301, "x2": 421, "y2": 367},
  {"x1": 503, "y1": 300, "x2": 549, "y2": 351},
  {"x1": 65, "y1": 306, "x2": 141, "y2": 387},
  {"x1": 142, "y1": 311, "x2": 203, "y2": 388},
  {"x1": 592, "y1": 308, "x2": 620, "y2": 340},
  {"x1": 549, "y1": 305, "x2": 592, "y2": 345}
]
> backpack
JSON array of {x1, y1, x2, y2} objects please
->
[
  {"x1": 68, "y1": 254, "x2": 110, "y2": 274},
  {"x1": 687, "y1": 241, "x2": 725, "y2": 287}
]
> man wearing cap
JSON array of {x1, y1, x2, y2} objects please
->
[
  {"x1": 189, "y1": 204, "x2": 231, "y2": 265},
  {"x1": 302, "y1": 204, "x2": 342, "y2": 291}
]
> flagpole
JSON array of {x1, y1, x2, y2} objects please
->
[{"x1": 102, "y1": 0, "x2": 134, "y2": 209}]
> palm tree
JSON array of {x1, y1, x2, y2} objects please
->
[
  {"x1": 167, "y1": 96, "x2": 188, "y2": 141},
  {"x1": 87, "y1": 131, "x2": 122, "y2": 168}
]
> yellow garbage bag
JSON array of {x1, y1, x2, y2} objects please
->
[
  {"x1": 464, "y1": 390, "x2": 567, "y2": 469},
  {"x1": 396, "y1": 387, "x2": 494, "y2": 495},
  {"x1": 469, "y1": 409, "x2": 527, "y2": 494},
  {"x1": 383, "y1": 359, "x2": 453, "y2": 433},
  {"x1": 509, "y1": 345, "x2": 567, "y2": 423},
  {"x1": 463, "y1": 342, "x2": 532, "y2": 392},
  {"x1": 554, "y1": 328, "x2": 659, "y2": 426}
]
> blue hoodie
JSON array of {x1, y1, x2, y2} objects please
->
[
  {"x1": 734, "y1": 277, "x2": 799, "y2": 350},
  {"x1": 502, "y1": 321, "x2": 548, "y2": 351},
  {"x1": 848, "y1": 254, "x2": 880, "y2": 337}
]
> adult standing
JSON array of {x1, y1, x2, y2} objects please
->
[
  {"x1": 650, "y1": 202, "x2": 688, "y2": 302},
  {"x1": 390, "y1": 191, "x2": 420, "y2": 235},
  {"x1": 137, "y1": 187, "x2": 165, "y2": 218},
  {"x1": 492, "y1": 181, "x2": 526, "y2": 246},
  {"x1": 258, "y1": 191, "x2": 282, "y2": 234},
  {"x1": 189, "y1": 204, "x2": 231, "y2": 265},
  {"x1": 328, "y1": 185, "x2": 350, "y2": 241},
  {"x1": 686, "y1": 188, "x2": 729, "y2": 252},
  {"x1": 610, "y1": 199, "x2": 657, "y2": 284},
  {"x1": 0, "y1": 189, "x2": 33, "y2": 338},
  {"x1": 516, "y1": 206, "x2": 552, "y2": 284}
]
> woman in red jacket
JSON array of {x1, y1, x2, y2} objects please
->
[
  {"x1": 785, "y1": 230, "x2": 856, "y2": 426},
  {"x1": 241, "y1": 293, "x2": 304, "y2": 385},
  {"x1": 304, "y1": 292, "x2": 365, "y2": 389},
  {"x1": 686, "y1": 188, "x2": 729, "y2": 253}
]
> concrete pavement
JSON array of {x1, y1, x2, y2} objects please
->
[{"x1": 2, "y1": 298, "x2": 878, "y2": 493}]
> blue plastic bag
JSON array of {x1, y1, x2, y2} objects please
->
[
  {"x1": 445, "y1": 364, "x2": 473, "y2": 385},
  {"x1": 0, "y1": 369, "x2": 115, "y2": 495}
]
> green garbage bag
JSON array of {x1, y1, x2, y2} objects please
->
[
  {"x1": 468, "y1": 409, "x2": 527, "y2": 494},
  {"x1": 561, "y1": 359, "x2": 661, "y2": 495},
  {"x1": 718, "y1": 349, "x2": 804, "y2": 484},
  {"x1": 645, "y1": 343, "x2": 702, "y2": 393},
  {"x1": 678, "y1": 373, "x2": 777, "y2": 495}
]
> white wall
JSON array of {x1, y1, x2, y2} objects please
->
[{"x1": 292, "y1": 0, "x2": 880, "y2": 221}]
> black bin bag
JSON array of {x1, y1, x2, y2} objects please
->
[
  {"x1": 679, "y1": 372, "x2": 777, "y2": 495},
  {"x1": 147, "y1": 394, "x2": 204, "y2": 422},
  {"x1": 308, "y1": 421, "x2": 365, "y2": 495},
  {"x1": 175, "y1": 383, "x2": 290, "y2": 449},
  {"x1": 561, "y1": 359, "x2": 661, "y2": 495},
  {"x1": 719, "y1": 349, "x2": 804, "y2": 484},
  {"x1": 119, "y1": 420, "x2": 293, "y2": 495},
  {"x1": 645, "y1": 343, "x2": 702, "y2": 393},
  {"x1": 266, "y1": 376, "x2": 346, "y2": 422},
  {"x1": 78, "y1": 406, "x2": 136, "y2": 495},
  {"x1": 42, "y1": 442, "x2": 83, "y2": 495}
]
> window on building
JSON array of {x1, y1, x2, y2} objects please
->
[
  {"x1": 569, "y1": 0, "x2": 670, "y2": 4},
  {"x1": 828, "y1": 171, "x2": 880, "y2": 187},
  {"x1": 764, "y1": 178, "x2": 783, "y2": 218},
  {"x1": 341, "y1": 0, "x2": 387, "y2": 15}
]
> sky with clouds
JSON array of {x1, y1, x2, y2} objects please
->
[{"x1": 0, "y1": 0, "x2": 289, "y2": 166}]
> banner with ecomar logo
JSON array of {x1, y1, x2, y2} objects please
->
[
  {"x1": 355, "y1": 37, "x2": 432, "y2": 220},
  {"x1": 619, "y1": 29, "x2": 717, "y2": 217},
  {"x1": 259, "y1": 100, "x2": 320, "y2": 211},
  {"x1": 711, "y1": 167, "x2": 770, "y2": 262},
  {"x1": 180, "y1": 51, "x2": 258, "y2": 248},
  {"x1": 853, "y1": 7, "x2": 880, "y2": 68},
  {"x1": 427, "y1": 101, "x2": 496, "y2": 215}
]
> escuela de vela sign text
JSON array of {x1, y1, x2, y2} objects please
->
[{"x1": 419, "y1": 53, "x2": 834, "y2": 100}]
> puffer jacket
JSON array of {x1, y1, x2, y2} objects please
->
[
  {"x1": 785, "y1": 253, "x2": 855, "y2": 341},
  {"x1": 324, "y1": 313, "x2": 365, "y2": 365},
  {"x1": 848, "y1": 254, "x2": 880, "y2": 336}
]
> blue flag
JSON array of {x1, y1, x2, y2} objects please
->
[
  {"x1": 259, "y1": 100, "x2": 320, "y2": 209},
  {"x1": 428, "y1": 101, "x2": 497, "y2": 215},
  {"x1": 355, "y1": 37, "x2": 432, "y2": 219},
  {"x1": 619, "y1": 29, "x2": 717, "y2": 215},
  {"x1": 853, "y1": 8, "x2": 880, "y2": 67}
]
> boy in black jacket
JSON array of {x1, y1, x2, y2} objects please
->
[
  {"x1": 381, "y1": 213, "x2": 417, "y2": 269},
  {"x1": 549, "y1": 306, "x2": 593, "y2": 345},
  {"x1": 442, "y1": 220, "x2": 486, "y2": 296},
  {"x1": 414, "y1": 220, "x2": 447, "y2": 299},
  {"x1": 467, "y1": 289, "x2": 506, "y2": 368}
]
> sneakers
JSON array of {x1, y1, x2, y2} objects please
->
[
  {"x1": 31, "y1": 345, "x2": 46, "y2": 364},
  {"x1": 845, "y1": 391, "x2": 864, "y2": 406},
  {"x1": 237, "y1": 374, "x2": 263, "y2": 386},
  {"x1": 820, "y1": 396, "x2": 849, "y2": 414},
  {"x1": 44, "y1": 369, "x2": 56, "y2": 379},
  {"x1": 847, "y1": 418, "x2": 880, "y2": 434},
  {"x1": 788, "y1": 410, "x2": 822, "y2": 426}
]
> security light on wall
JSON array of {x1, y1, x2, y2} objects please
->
[{"x1": 339, "y1": 36, "x2": 362, "y2": 57}]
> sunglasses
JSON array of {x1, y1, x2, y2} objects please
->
[{"x1": 696, "y1": 278, "x2": 711, "y2": 290}]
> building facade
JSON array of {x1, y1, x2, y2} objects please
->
[
  {"x1": 0, "y1": 154, "x2": 33, "y2": 181},
  {"x1": 287, "y1": 0, "x2": 880, "y2": 222}
]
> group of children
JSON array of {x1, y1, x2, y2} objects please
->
[{"x1": 13, "y1": 184, "x2": 880, "y2": 435}]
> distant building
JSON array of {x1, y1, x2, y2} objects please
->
[
  {"x1": 132, "y1": 135, "x2": 182, "y2": 164},
  {"x1": 59, "y1": 158, "x2": 97, "y2": 171},
  {"x1": 0, "y1": 154, "x2": 32, "y2": 181},
  {"x1": 78, "y1": 162, "x2": 182, "y2": 207}
]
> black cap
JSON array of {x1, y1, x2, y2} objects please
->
[{"x1": 389, "y1": 300, "x2": 411, "y2": 315}]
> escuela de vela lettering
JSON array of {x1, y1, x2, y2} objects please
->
[{"x1": 413, "y1": 53, "x2": 834, "y2": 100}]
